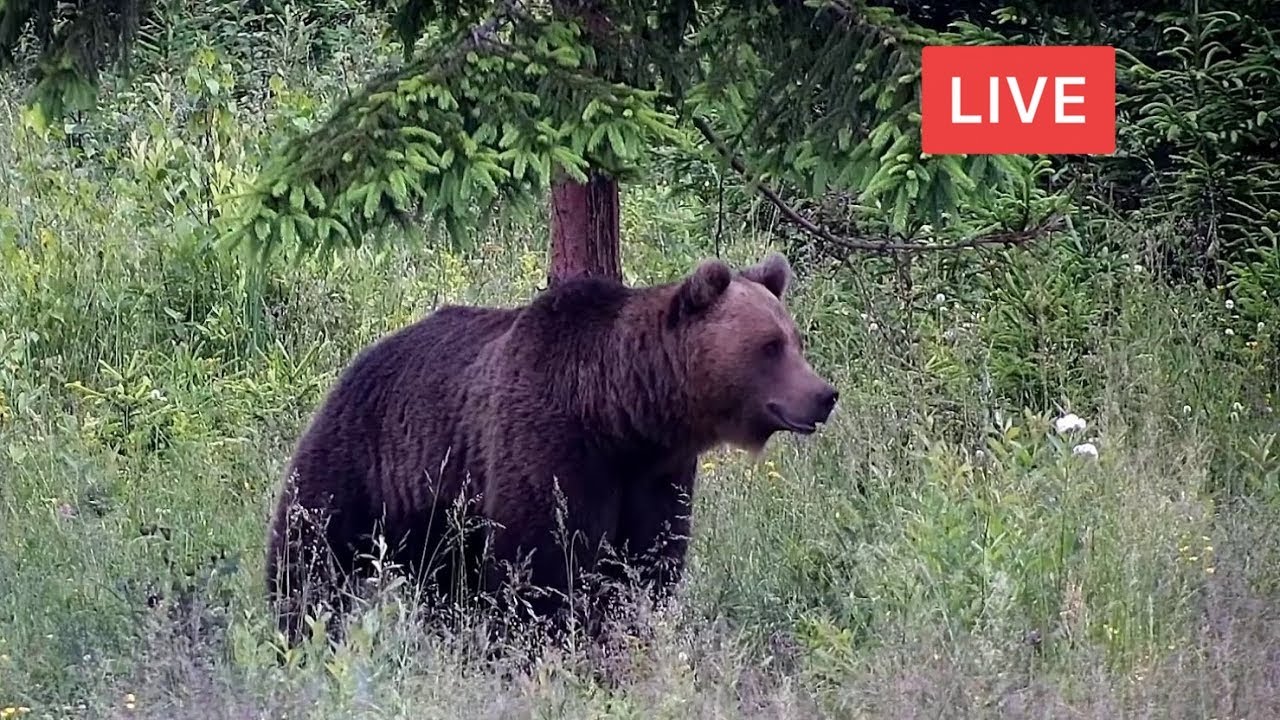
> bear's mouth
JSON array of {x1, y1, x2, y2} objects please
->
[{"x1": 765, "y1": 402, "x2": 819, "y2": 435}]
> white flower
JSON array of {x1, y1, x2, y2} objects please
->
[
  {"x1": 1225, "y1": 299, "x2": 1235, "y2": 310},
  {"x1": 1072, "y1": 442, "x2": 1099, "y2": 459},
  {"x1": 1054, "y1": 413, "x2": 1087, "y2": 434},
  {"x1": 1133, "y1": 264, "x2": 1144, "y2": 273},
  {"x1": 934, "y1": 293, "x2": 946, "y2": 305},
  {"x1": 1259, "y1": 322, "x2": 1266, "y2": 332},
  {"x1": 1182, "y1": 405, "x2": 1192, "y2": 415},
  {"x1": 1225, "y1": 328, "x2": 1235, "y2": 337},
  {"x1": 868, "y1": 322, "x2": 879, "y2": 332}
]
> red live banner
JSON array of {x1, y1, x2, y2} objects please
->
[{"x1": 920, "y1": 45, "x2": 1116, "y2": 155}]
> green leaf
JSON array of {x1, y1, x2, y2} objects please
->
[{"x1": 362, "y1": 184, "x2": 382, "y2": 219}]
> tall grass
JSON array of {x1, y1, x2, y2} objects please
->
[{"x1": 2, "y1": 9, "x2": 1279, "y2": 719}]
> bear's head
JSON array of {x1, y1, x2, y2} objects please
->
[{"x1": 671, "y1": 252, "x2": 838, "y2": 453}]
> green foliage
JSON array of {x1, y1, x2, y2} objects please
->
[
  {"x1": 1, "y1": 0, "x2": 1064, "y2": 260},
  {"x1": 0, "y1": 0, "x2": 143, "y2": 119},
  {"x1": 941, "y1": 1, "x2": 1280, "y2": 272},
  {"x1": 0, "y1": 0, "x2": 370, "y2": 122},
  {"x1": 689, "y1": 3, "x2": 1049, "y2": 239},
  {"x1": 1226, "y1": 243, "x2": 1280, "y2": 385},
  {"x1": 1112, "y1": 5, "x2": 1280, "y2": 270},
  {"x1": 222, "y1": 16, "x2": 685, "y2": 260},
  {"x1": 225, "y1": 0, "x2": 1061, "y2": 261}
]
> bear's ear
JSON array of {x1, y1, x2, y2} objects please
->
[
  {"x1": 671, "y1": 259, "x2": 732, "y2": 323},
  {"x1": 739, "y1": 252, "x2": 792, "y2": 299}
]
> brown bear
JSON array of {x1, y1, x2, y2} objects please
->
[{"x1": 264, "y1": 252, "x2": 837, "y2": 646}]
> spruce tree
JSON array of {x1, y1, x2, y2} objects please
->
[{"x1": 2, "y1": 1, "x2": 1066, "y2": 283}]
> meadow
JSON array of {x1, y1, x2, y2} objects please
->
[{"x1": 2, "y1": 7, "x2": 1279, "y2": 719}]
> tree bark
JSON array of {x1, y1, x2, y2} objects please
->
[{"x1": 548, "y1": 169, "x2": 621, "y2": 285}]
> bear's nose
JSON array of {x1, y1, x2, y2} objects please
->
[{"x1": 817, "y1": 386, "x2": 839, "y2": 414}]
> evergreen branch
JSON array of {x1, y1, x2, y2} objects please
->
[
  {"x1": 692, "y1": 115, "x2": 1061, "y2": 254},
  {"x1": 221, "y1": 8, "x2": 681, "y2": 262}
]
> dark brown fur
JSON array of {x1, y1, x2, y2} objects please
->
[{"x1": 265, "y1": 253, "x2": 837, "y2": 645}]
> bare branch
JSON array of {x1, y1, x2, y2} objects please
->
[{"x1": 692, "y1": 115, "x2": 1063, "y2": 255}]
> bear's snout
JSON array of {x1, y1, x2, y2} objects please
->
[
  {"x1": 814, "y1": 384, "x2": 839, "y2": 420},
  {"x1": 802, "y1": 382, "x2": 839, "y2": 428},
  {"x1": 764, "y1": 380, "x2": 838, "y2": 435}
]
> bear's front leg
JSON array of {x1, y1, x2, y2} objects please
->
[
  {"x1": 479, "y1": 460, "x2": 624, "y2": 645},
  {"x1": 616, "y1": 458, "x2": 697, "y2": 609}
]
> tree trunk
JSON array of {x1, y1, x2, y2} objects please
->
[{"x1": 548, "y1": 169, "x2": 621, "y2": 285}]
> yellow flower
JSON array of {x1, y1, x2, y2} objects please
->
[
  {"x1": 766, "y1": 470, "x2": 783, "y2": 481},
  {"x1": 700, "y1": 461, "x2": 716, "y2": 472}
]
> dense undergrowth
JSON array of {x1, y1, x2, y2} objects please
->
[{"x1": 2, "y1": 5, "x2": 1279, "y2": 719}]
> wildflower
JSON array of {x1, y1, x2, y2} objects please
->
[
  {"x1": 1054, "y1": 413, "x2": 1087, "y2": 434},
  {"x1": 1133, "y1": 264, "x2": 1144, "y2": 273},
  {"x1": 868, "y1": 322, "x2": 879, "y2": 332},
  {"x1": 1258, "y1": 322, "x2": 1266, "y2": 332},
  {"x1": 700, "y1": 461, "x2": 716, "y2": 472},
  {"x1": 766, "y1": 470, "x2": 783, "y2": 482},
  {"x1": 1225, "y1": 328, "x2": 1234, "y2": 336},
  {"x1": 124, "y1": 693, "x2": 136, "y2": 710},
  {"x1": 1071, "y1": 442, "x2": 1099, "y2": 459},
  {"x1": 1225, "y1": 299, "x2": 1235, "y2": 310},
  {"x1": 934, "y1": 293, "x2": 946, "y2": 305},
  {"x1": 1206, "y1": 566, "x2": 1216, "y2": 575},
  {"x1": 1182, "y1": 405, "x2": 1192, "y2": 415}
]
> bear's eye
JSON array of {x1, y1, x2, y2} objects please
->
[{"x1": 761, "y1": 338, "x2": 784, "y2": 358}]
